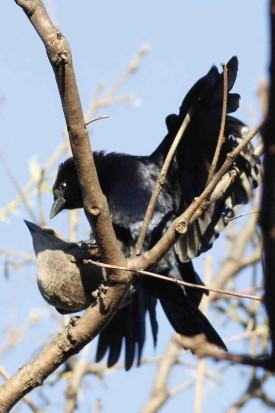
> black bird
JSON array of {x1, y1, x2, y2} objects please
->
[{"x1": 50, "y1": 57, "x2": 260, "y2": 368}]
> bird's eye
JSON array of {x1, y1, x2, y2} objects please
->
[{"x1": 59, "y1": 182, "x2": 67, "y2": 191}]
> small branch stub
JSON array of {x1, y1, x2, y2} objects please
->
[
  {"x1": 175, "y1": 221, "x2": 188, "y2": 234},
  {"x1": 89, "y1": 206, "x2": 100, "y2": 216}
]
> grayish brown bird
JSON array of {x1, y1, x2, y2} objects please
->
[
  {"x1": 24, "y1": 220, "x2": 103, "y2": 314},
  {"x1": 25, "y1": 220, "x2": 227, "y2": 370}
]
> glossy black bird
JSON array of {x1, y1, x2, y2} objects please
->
[{"x1": 50, "y1": 57, "x2": 260, "y2": 369}]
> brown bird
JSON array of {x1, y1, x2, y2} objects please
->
[
  {"x1": 24, "y1": 220, "x2": 103, "y2": 314},
  {"x1": 25, "y1": 220, "x2": 227, "y2": 370}
]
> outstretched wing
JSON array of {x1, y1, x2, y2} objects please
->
[{"x1": 152, "y1": 57, "x2": 261, "y2": 262}]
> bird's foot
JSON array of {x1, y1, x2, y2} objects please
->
[
  {"x1": 78, "y1": 239, "x2": 100, "y2": 257},
  {"x1": 78, "y1": 239, "x2": 97, "y2": 248},
  {"x1": 66, "y1": 316, "x2": 80, "y2": 344},
  {"x1": 92, "y1": 284, "x2": 109, "y2": 304},
  {"x1": 69, "y1": 315, "x2": 80, "y2": 326}
]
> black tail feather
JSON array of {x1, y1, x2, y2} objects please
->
[
  {"x1": 95, "y1": 290, "x2": 157, "y2": 370},
  {"x1": 142, "y1": 274, "x2": 227, "y2": 351}
]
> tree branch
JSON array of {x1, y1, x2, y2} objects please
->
[
  {"x1": 140, "y1": 335, "x2": 193, "y2": 413},
  {"x1": 83, "y1": 258, "x2": 262, "y2": 301},
  {"x1": 0, "y1": 0, "x2": 132, "y2": 410},
  {"x1": 207, "y1": 63, "x2": 228, "y2": 184},
  {"x1": 135, "y1": 109, "x2": 193, "y2": 255},
  {"x1": 175, "y1": 335, "x2": 273, "y2": 370},
  {"x1": 260, "y1": 0, "x2": 275, "y2": 365}
]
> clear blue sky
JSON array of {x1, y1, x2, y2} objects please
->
[{"x1": 0, "y1": 1, "x2": 269, "y2": 412}]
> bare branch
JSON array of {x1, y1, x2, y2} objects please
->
[
  {"x1": 207, "y1": 63, "x2": 228, "y2": 184},
  {"x1": 226, "y1": 210, "x2": 260, "y2": 222},
  {"x1": 0, "y1": 141, "x2": 67, "y2": 222},
  {"x1": 0, "y1": 150, "x2": 38, "y2": 223},
  {"x1": 0, "y1": 0, "x2": 133, "y2": 409},
  {"x1": 210, "y1": 211, "x2": 261, "y2": 302},
  {"x1": 135, "y1": 109, "x2": 192, "y2": 255},
  {"x1": 175, "y1": 335, "x2": 272, "y2": 370},
  {"x1": 83, "y1": 258, "x2": 262, "y2": 301},
  {"x1": 64, "y1": 344, "x2": 91, "y2": 413},
  {"x1": 260, "y1": 0, "x2": 275, "y2": 363},
  {"x1": 140, "y1": 335, "x2": 193, "y2": 413},
  {"x1": 194, "y1": 256, "x2": 212, "y2": 413},
  {"x1": 85, "y1": 115, "x2": 109, "y2": 127}
]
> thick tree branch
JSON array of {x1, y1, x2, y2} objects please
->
[
  {"x1": 260, "y1": 0, "x2": 275, "y2": 365},
  {"x1": 0, "y1": 0, "x2": 131, "y2": 410},
  {"x1": 0, "y1": 285, "x2": 128, "y2": 411},
  {"x1": 14, "y1": 0, "x2": 125, "y2": 267}
]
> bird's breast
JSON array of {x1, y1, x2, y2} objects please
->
[{"x1": 36, "y1": 249, "x2": 100, "y2": 313}]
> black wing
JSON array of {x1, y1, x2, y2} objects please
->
[{"x1": 151, "y1": 57, "x2": 261, "y2": 261}]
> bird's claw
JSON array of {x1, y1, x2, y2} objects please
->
[{"x1": 92, "y1": 284, "x2": 109, "y2": 304}]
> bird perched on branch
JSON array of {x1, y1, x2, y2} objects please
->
[
  {"x1": 25, "y1": 220, "x2": 226, "y2": 370},
  {"x1": 49, "y1": 56, "x2": 260, "y2": 369}
]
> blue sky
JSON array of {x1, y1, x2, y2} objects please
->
[{"x1": 0, "y1": 1, "x2": 269, "y2": 412}]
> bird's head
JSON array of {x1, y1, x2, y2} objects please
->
[
  {"x1": 24, "y1": 220, "x2": 70, "y2": 256},
  {"x1": 50, "y1": 157, "x2": 83, "y2": 219}
]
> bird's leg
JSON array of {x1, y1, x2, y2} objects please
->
[
  {"x1": 69, "y1": 315, "x2": 80, "y2": 326},
  {"x1": 77, "y1": 239, "x2": 100, "y2": 257},
  {"x1": 66, "y1": 316, "x2": 80, "y2": 344},
  {"x1": 91, "y1": 284, "x2": 109, "y2": 304},
  {"x1": 91, "y1": 267, "x2": 110, "y2": 305}
]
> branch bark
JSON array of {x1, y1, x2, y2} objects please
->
[
  {"x1": 0, "y1": 0, "x2": 131, "y2": 410},
  {"x1": 260, "y1": 0, "x2": 275, "y2": 366}
]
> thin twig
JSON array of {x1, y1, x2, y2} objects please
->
[
  {"x1": 0, "y1": 151, "x2": 38, "y2": 223},
  {"x1": 207, "y1": 63, "x2": 228, "y2": 184},
  {"x1": 175, "y1": 335, "x2": 272, "y2": 370},
  {"x1": 135, "y1": 109, "x2": 193, "y2": 255},
  {"x1": 85, "y1": 115, "x2": 109, "y2": 126},
  {"x1": 140, "y1": 335, "x2": 184, "y2": 413},
  {"x1": 225, "y1": 327, "x2": 268, "y2": 344},
  {"x1": 194, "y1": 256, "x2": 212, "y2": 413},
  {"x1": 64, "y1": 344, "x2": 91, "y2": 413},
  {"x1": 83, "y1": 258, "x2": 262, "y2": 301},
  {"x1": 226, "y1": 210, "x2": 260, "y2": 222},
  {"x1": 169, "y1": 380, "x2": 194, "y2": 396},
  {"x1": 0, "y1": 141, "x2": 67, "y2": 221},
  {"x1": 0, "y1": 250, "x2": 35, "y2": 262},
  {"x1": 85, "y1": 46, "x2": 148, "y2": 118},
  {"x1": 210, "y1": 211, "x2": 261, "y2": 302}
]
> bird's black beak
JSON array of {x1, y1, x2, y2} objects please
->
[
  {"x1": 24, "y1": 220, "x2": 41, "y2": 233},
  {"x1": 50, "y1": 193, "x2": 66, "y2": 219}
]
